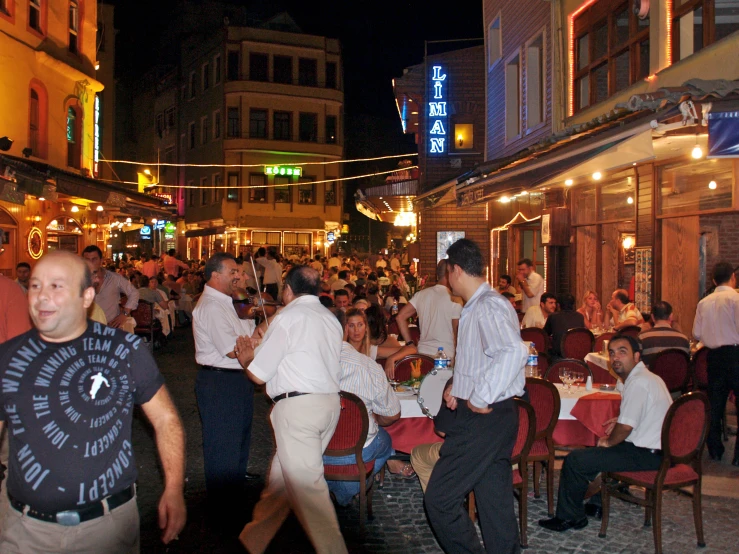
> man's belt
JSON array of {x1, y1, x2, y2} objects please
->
[
  {"x1": 648, "y1": 448, "x2": 662, "y2": 456},
  {"x1": 199, "y1": 365, "x2": 242, "y2": 373},
  {"x1": 272, "y1": 391, "x2": 311, "y2": 404},
  {"x1": 9, "y1": 485, "x2": 135, "y2": 526}
]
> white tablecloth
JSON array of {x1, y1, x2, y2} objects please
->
[
  {"x1": 584, "y1": 351, "x2": 609, "y2": 370},
  {"x1": 554, "y1": 383, "x2": 620, "y2": 420},
  {"x1": 396, "y1": 390, "x2": 423, "y2": 418}
]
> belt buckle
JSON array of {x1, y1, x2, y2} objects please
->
[{"x1": 56, "y1": 510, "x2": 81, "y2": 526}]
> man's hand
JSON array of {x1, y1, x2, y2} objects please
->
[
  {"x1": 109, "y1": 314, "x2": 128, "y2": 328},
  {"x1": 384, "y1": 359, "x2": 395, "y2": 380},
  {"x1": 597, "y1": 436, "x2": 611, "y2": 448},
  {"x1": 235, "y1": 335, "x2": 259, "y2": 368},
  {"x1": 158, "y1": 487, "x2": 186, "y2": 544},
  {"x1": 467, "y1": 400, "x2": 492, "y2": 414},
  {"x1": 443, "y1": 383, "x2": 458, "y2": 410},
  {"x1": 602, "y1": 417, "x2": 618, "y2": 436}
]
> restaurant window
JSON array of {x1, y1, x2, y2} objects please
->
[
  {"x1": 189, "y1": 121, "x2": 195, "y2": 149},
  {"x1": 214, "y1": 54, "x2": 221, "y2": 84},
  {"x1": 249, "y1": 53, "x2": 268, "y2": 82},
  {"x1": 571, "y1": 185, "x2": 597, "y2": 225},
  {"x1": 29, "y1": 0, "x2": 42, "y2": 33},
  {"x1": 325, "y1": 180, "x2": 337, "y2": 205},
  {"x1": 274, "y1": 55, "x2": 292, "y2": 84},
  {"x1": 202, "y1": 62, "x2": 210, "y2": 91},
  {"x1": 187, "y1": 181, "x2": 195, "y2": 207},
  {"x1": 573, "y1": 0, "x2": 650, "y2": 112},
  {"x1": 249, "y1": 109, "x2": 268, "y2": 139},
  {"x1": 213, "y1": 110, "x2": 221, "y2": 140},
  {"x1": 200, "y1": 176, "x2": 209, "y2": 205},
  {"x1": 188, "y1": 72, "x2": 196, "y2": 99},
  {"x1": 526, "y1": 32, "x2": 545, "y2": 129},
  {"x1": 298, "y1": 178, "x2": 315, "y2": 204},
  {"x1": 249, "y1": 174, "x2": 267, "y2": 203},
  {"x1": 28, "y1": 82, "x2": 48, "y2": 159},
  {"x1": 66, "y1": 105, "x2": 81, "y2": 169},
  {"x1": 326, "y1": 115, "x2": 337, "y2": 144},
  {"x1": 454, "y1": 123, "x2": 473, "y2": 150},
  {"x1": 298, "y1": 58, "x2": 318, "y2": 86},
  {"x1": 672, "y1": 0, "x2": 739, "y2": 62},
  {"x1": 1, "y1": 0, "x2": 13, "y2": 18},
  {"x1": 227, "y1": 107, "x2": 239, "y2": 138},
  {"x1": 299, "y1": 112, "x2": 318, "y2": 142},
  {"x1": 213, "y1": 174, "x2": 222, "y2": 203},
  {"x1": 252, "y1": 231, "x2": 281, "y2": 247},
  {"x1": 487, "y1": 14, "x2": 502, "y2": 68},
  {"x1": 658, "y1": 158, "x2": 734, "y2": 215},
  {"x1": 274, "y1": 176, "x2": 290, "y2": 203},
  {"x1": 505, "y1": 51, "x2": 521, "y2": 141},
  {"x1": 68, "y1": 1, "x2": 79, "y2": 54},
  {"x1": 326, "y1": 62, "x2": 337, "y2": 89},
  {"x1": 227, "y1": 50, "x2": 240, "y2": 81},
  {"x1": 598, "y1": 170, "x2": 636, "y2": 221},
  {"x1": 273, "y1": 111, "x2": 291, "y2": 140},
  {"x1": 227, "y1": 173, "x2": 239, "y2": 202}
]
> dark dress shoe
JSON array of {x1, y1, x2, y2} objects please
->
[
  {"x1": 708, "y1": 451, "x2": 723, "y2": 461},
  {"x1": 245, "y1": 472, "x2": 261, "y2": 481},
  {"x1": 732, "y1": 457, "x2": 739, "y2": 467},
  {"x1": 538, "y1": 517, "x2": 589, "y2": 532},
  {"x1": 584, "y1": 504, "x2": 603, "y2": 519}
]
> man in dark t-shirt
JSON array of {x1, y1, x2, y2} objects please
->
[
  {"x1": 544, "y1": 293, "x2": 587, "y2": 358},
  {"x1": 0, "y1": 251, "x2": 186, "y2": 553}
]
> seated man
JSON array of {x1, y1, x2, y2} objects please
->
[
  {"x1": 521, "y1": 292, "x2": 557, "y2": 329},
  {"x1": 333, "y1": 288, "x2": 351, "y2": 311},
  {"x1": 544, "y1": 293, "x2": 586, "y2": 358},
  {"x1": 639, "y1": 301, "x2": 690, "y2": 366},
  {"x1": 501, "y1": 292, "x2": 518, "y2": 311},
  {"x1": 137, "y1": 275, "x2": 171, "y2": 336},
  {"x1": 323, "y1": 312, "x2": 402, "y2": 506},
  {"x1": 496, "y1": 274, "x2": 518, "y2": 296},
  {"x1": 539, "y1": 334, "x2": 672, "y2": 532},
  {"x1": 606, "y1": 289, "x2": 644, "y2": 330}
]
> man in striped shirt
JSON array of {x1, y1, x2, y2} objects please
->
[
  {"x1": 425, "y1": 239, "x2": 528, "y2": 554},
  {"x1": 639, "y1": 301, "x2": 690, "y2": 366}
]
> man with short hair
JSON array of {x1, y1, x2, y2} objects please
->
[
  {"x1": 540, "y1": 334, "x2": 672, "y2": 532},
  {"x1": 544, "y1": 293, "x2": 586, "y2": 358},
  {"x1": 82, "y1": 245, "x2": 139, "y2": 333},
  {"x1": 497, "y1": 274, "x2": 517, "y2": 296},
  {"x1": 390, "y1": 253, "x2": 401, "y2": 273},
  {"x1": 606, "y1": 289, "x2": 644, "y2": 330},
  {"x1": 330, "y1": 269, "x2": 349, "y2": 291},
  {"x1": 141, "y1": 254, "x2": 158, "y2": 279},
  {"x1": 328, "y1": 253, "x2": 341, "y2": 269},
  {"x1": 639, "y1": 301, "x2": 690, "y2": 366},
  {"x1": 516, "y1": 258, "x2": 545, "y2": 312},
  {"x1": 522, "y1": 292, "x2": 557, "y2": 329},
  {"x1": 333, "y1": 289, "x2": 351, "y2": 311},
  {"x1": 254, "y1": 248, "x2": 282, "y2": 298},
  {"x1": 0, "y1": 251, "x2": 185, "y2": 551},
  {"x1": 397, "y1": 259, "x2": 462, "y2": 361},
  {"x1": 163, "y1": 248, "x2": 188, "y2": 278},
  {"x1": 14, "y1": 262, "x2": 30, "y2": 293},
  {"x1": 501, "y1": 291, "x2": 518, "y2": 311},
  {"x1": 693, "y1": 262, "x2": 739, "y2": 465}
]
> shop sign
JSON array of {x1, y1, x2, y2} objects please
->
[
  {"x1": 28, "y1": 227, "x2": 43, "y2": 259},
  {"x1": 140, "y1": 225, "x2": 152, "y2": 239},
  {"x1": 264, "y1": 165, "x2": 303, "y2": 177},
  {"x1": 428, "y1": 65, "x2": 448, "y2": 155},
  {"x1": 164, "y1": 222, "x2": 176, "y2": 234},
  {"x1": 327, "y1": 231, "x2": 335, "y2": 243},
  {"x1": 155, "y1": 220, "x2": 166, "y2": 230}
]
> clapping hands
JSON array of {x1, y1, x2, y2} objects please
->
[{"x1": 234, "y1": 334, "x2": 261, "y2": 368}]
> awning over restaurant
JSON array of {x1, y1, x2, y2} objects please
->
[
  {"x1": 235, "y1": 215, "x2": 326, "y2": 230},
  {"x1": 185, "y1": 226, "x2": 227, "y2": 238}
]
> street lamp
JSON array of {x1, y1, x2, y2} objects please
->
[{"x1": 0, "y1": 137, "x2": 13, "y2": 151}]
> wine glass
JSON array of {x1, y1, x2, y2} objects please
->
[
  {"x1": 575, "y1": 372, "x2": 585, "y2": 388},
  {"x1": 559, "y1": 368, "x2": 570, "y2": 390}
]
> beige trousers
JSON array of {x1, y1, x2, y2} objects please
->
[
  {"x1": 0, "y1": 494, "x2": 139, "y2": 553},
  {"x1": 411, "y1": 441, "x2": 443, "y2": 493},
  {"x1": 240, "y1": 393, "x2": 347, "y2": 554}
]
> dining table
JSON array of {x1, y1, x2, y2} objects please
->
[
  {"x1": 386, "y1": 388, "x2": 443, "y2": 454},
  {"x1": 583, "y1": 351, "x2": 618, "y2": 384}
]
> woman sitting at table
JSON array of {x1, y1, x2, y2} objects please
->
[
  {"x1": 383, "y1": 285, "x2": 408, "y2": 314},
  {"x1": 577, "y1": 290, "x2": 604, "y2": 330}
]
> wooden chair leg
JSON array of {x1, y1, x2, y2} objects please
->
[
  {"x1": 693, "y1": 480, "x2": 706, "y2": 547},
  {"x1": 519, "y1": 484, "x2": 528, "y2": 548},
  {"x1": 653, "y1": 488, "x2": 663, "y2": 554},
  {"x1": 598, "y1": 478, "x2": 610, "y2": 538},
  {"x1": 533, "y1": 461, "x2": 541, "y2": 499},
  {"x1": 468, "y1": 491, "x2": 477, "y2": 522},
  {"x1": 644, "y1": 490, "x2": 652, "y2": 528},
  {"x1": 546, "y1": 456, "x2": 555, "y2": 517},
  {"x1": 359, "y1": 478, "x2": 366, "y2": 532},
  {"x1": 367, "y1": 478, "x2": 375, "y2": 521}
]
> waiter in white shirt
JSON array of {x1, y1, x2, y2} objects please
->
[
  {"x1": 425, "y1": 239, "x2": 527, "y2": 554},
  {"x1": 254, "y1": 247, "x2": 282, "y2": 298},
  {"x1": 192, "y1": 252, "x2": 259, "y2": 514},
  {"x1": 693, "y1": 261, "x2": 739, "y2": 465},
  {"x1": 235, "y1": 266, "x2": 348, "y2": 554},
  {"x1": 517, "y1": 258, "x2": 545, "y2": 312}
]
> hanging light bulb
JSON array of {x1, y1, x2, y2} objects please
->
[
  {"x1": 70, "y1": 205, "x2": 79, "y2": 213},
  {"x1": 592, "y1": 172, "x2": 602, "y2": 181},
  {"x1": 96, "y1": 205, "x2": 104, "y2": 212},
  {"x1": 627, "y1": 197, "x2": 634, "y2": 204},
  {"x1": 692, "y1": 144, "x2": 703, "y2": 159},
  {"x1": 708, "y1": 181, "x2": 717, "y2": 190}
]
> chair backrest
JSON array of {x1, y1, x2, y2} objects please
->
[
  {"x1": 650, "y1": 348, "x2": 691, "y2": 393},
  {"x1": 393, "y1": 354, "x2": 436, "y2": 382},
  {"x1": 619, "y1": 325, "x2": 642, "y2": 338},
  {"x1": 409, "y1": 326, "x2": 421, "y2": 344},
  {"x1": 525, "y1": 377, "x2": 561, "y2": 441},
  {"x1": 691, "y1": 347, "x2": 709, "y2": 389},
  {"x1": 545, "y1": 359, "x2": 591, "y2": 384},
  {"x1": 593, "y1": 332, "x2": 615, "y2": 354},
  {"x1": 537, "y1": 351, "x2": 551, "y2": 377},
  {"x1": 324, "y1": 392, "x2": 369, "y2": 458},
  {"x1": 561, "y1": 327, "x2": 595, "y2": 360},
  {"x1": 131, "y1": 300, "x2": 154, "y2": 327},
  {"x1": 521, "y1": 327, "x2": 549, "y2": 354},
  {"x1": 512, "y1": 398, "x2": 537, "y2": 466},
  {"x1": 662, "y1": 391, "x2": 710, "y2": 466}
]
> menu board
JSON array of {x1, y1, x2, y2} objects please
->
[{"x1": 634, "y1": 247, "x2": 652, "y2": 314}]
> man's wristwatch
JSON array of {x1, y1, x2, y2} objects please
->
[
  {"x1": 123, "y1": 310, "x2": 131, "y2": 316},
  {"x1": 405, "y1": 340, "x2": 415, "y2": 347}
]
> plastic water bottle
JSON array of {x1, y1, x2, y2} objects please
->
[
  {"x1": 391, "y1": 298, "x2": 399, "y2": 316},
  {"x1": 434, "y1": 347, "x2": 449, "y2": 370},
  {"x1": 525, "y1": 342, "x2": 539, "y2": 378}
]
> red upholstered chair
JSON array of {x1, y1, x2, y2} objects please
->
[
  {"x1": 649, "y1": 348, "x2": 691, "y2": 394},
  {"x1": 593, "y1": 332, "x2": 615, "y2": 354},
  {"x1": 544, "y1": 359, "x2": 591, "y2": 385},
  {"x1": 537, "y1": 352, "x2": 551, "y2": 378},
  {"x1": 618, "y1": 325, "x2": 642, "y2": 338},
  {"x1": 521, "y1": 327, "x2": 549, "y2": 354},
  {"x1": 408, "y1": 326, "x2": 421, "y2": 344},
  {"x1": 690, "y1": 347, "x2": 709, "y2": 390},
  {"x1": 323, "y1": 392, "x2": 376, "y2": 529},
  {"x1": 561, "y1": 327, "x2": 595, "y2": 360},
  {"x1": 598, "y1": 392, "x2": 710, "y2": 554},
  {"x1": 131, "y1": 300, "x2": 164, "y2": 350},
  {"x1": 393, "y1": 354, "x2": 435, "y2": 382},
  {"x1": 468, "y1": 399, "x2": 536, "y2": 548},
  {"x1": 525, "y1": 377, "x2": 561, "y2": 517}
]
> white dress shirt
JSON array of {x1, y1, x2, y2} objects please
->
[
  {"x1": 409, "y1": 284, "x2": 462, "y2": 359},
  {"x1": 618, "y1": 362, "x2": 672, "y2": 450},
  {"x1": 693, "y1": 285, "x2": 739, "y2": 348},
  {"x1": 96, "y1": 271, "x2": 139, "y2": 322},
  {"x1": 521, "y1": 305, "x2": 547, "y2": 329},
  {"x1": 520, "y1": 271, "x2": 545, "y2": 312},
  {"x1": 193, "y1": 284, "x2": 255, "y2": 369},
  {"x1": 256, "y1": 257, "x2": 282, "y2": 285},
  {"x1": 249, "y1": 295, "x2": 342, "y2": 398},
  {"x1": 338, "y1": 343, "x2": 400, "y2": 446},
  {"x1": 452, "y1": 283, "x2": 527, "y2": 408}
]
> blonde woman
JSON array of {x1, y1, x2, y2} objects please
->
[{"x1": 577, "y1": 290, "x2": 603, "y2": 330}]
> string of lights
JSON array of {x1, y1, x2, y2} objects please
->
[
  {"x1": 147, "y1": 166, "x2": 419, "y2": 189},
  {"x1": 103, "y1": 152, "x2": 418, "y2": 168}
]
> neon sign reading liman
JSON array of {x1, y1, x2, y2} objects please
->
[
  {"x1": 428, "y1": 66, "x2": 447, "y2": 154},
  {"x1": 264, "y1": 166, "x2": 303, "y2": 177}
]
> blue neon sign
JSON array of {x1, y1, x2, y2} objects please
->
[{"x1": 428, "y1": 66, "x2": 447, "y2": 155}]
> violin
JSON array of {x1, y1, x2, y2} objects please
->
[{"x1": 232, "y1": 287, "x2": 280, "y2": 320}]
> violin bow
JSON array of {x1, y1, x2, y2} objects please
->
[{"x1": 249, "y1": 256, "x2": 270, "y2": 328}]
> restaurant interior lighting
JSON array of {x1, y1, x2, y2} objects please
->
[
  {"x1": 565, "y1": 179, "x2": 574, "y2": 186},
  {"x1": 627, "y1": 196, "x2": 634, "y2": 204},
  {"x1": 622, "y1": 235, "x2": 634, "y2": 250},
  {"x1": 71, "y1": 205, "x2": 79, "y2": 212},
  {"x1": 143, "y1": 169, "x2": 152, "y2": 176},
  {"x1": 592, "y1": 172, "x2": 602, "y2": 180},
  {"x1": 708, "y1": 180, "x2": 718, "y2": 190},
  {"x1": 152, "y1": 218, "x2": 158, "y2": 224},
  {"x1": 38, "y1": 197, "x2": 45, "y2": 201},
  {"x1": 499, "y1": 196, "x2": 511, "y2": 203},
  {"x1": 692, "y1": 145, "x2": 703, "y2": 159},
  {"x1": 96, "y1": 205, "x2": 104, "y2": 211},
  {"x1": 125, "y1": 217, "x2": 132, "y2": 223}
]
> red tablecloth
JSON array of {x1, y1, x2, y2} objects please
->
[
  {"x1": 586, "y1": 362, "x2": 617, "y2": 385},
  {"x1": 386, "y1": 417, "x2": 443, "y2": 454},
  {"x1": 553, "y1": 420, "x2": 600, "y2": 446}
]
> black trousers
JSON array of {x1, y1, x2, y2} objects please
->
[
  {"x1": 195, "y1": 369, "x2": 255, "y2": 498},
  {"x1": 425, "y1": 398, "x2": 519, "y2": 554},
  {"x1": 706, "y1": 345, "x2": 739, "y2": 458},
  {"x1": 555, "y1": 441, "x2": 663, "y2": 521}
]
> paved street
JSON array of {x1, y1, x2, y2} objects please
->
[{"x1": 133, "y1": 328, "x2": 739, "y2": 553}]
